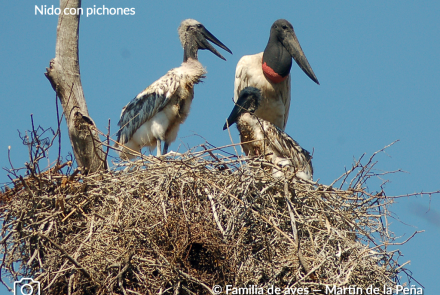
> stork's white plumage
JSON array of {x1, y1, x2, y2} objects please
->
[
  {"x1": 235, "y1": 52, "x2": 291, "y2": 130},
  {"x1": 116, "y1": 19, "x2": 231, "y2": 159},
  {"x1": 224, "y1": 87, "x2": 313, "y2": 180},
  {"x1": 234, "y1": 19, "x2": 319, "y2": 130}
]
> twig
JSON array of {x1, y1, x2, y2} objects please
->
[
  {"x1": 38, "y1": 233, "x2": 94, "y2": 282},
  {"x1": 104, "y1": 118, "x2": 111, "y2": 163},
  {"x1": 206, "y1": 189, "x2": 226, "y2": 236},
  {"x1": 284, "y1": 181, "x2": 310, "y2": 273}
]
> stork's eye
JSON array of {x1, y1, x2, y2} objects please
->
[{"x1": 282, "y1": 25, "x2": 287, "y2": 30}]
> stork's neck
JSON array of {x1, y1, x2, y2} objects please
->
[
  {"x1": 183, "y1": 38, "x2": 199, "y2": 62},
  {"x1": 262, "y1": 35, "x2": 292, "y2": 83}
]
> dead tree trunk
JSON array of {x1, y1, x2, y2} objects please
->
[{"x1": 45, "y1": 0, "x2": 107, "y2": 173}]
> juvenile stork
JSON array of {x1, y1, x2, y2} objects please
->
[
  {"x1": 234, "y1": 19, "x2": 319, "y2": 130},
  {"x1": 116, "y1": 19, "x2": 232, "y2": 159},
  {"x1": 223, "y1": 87, "x2": 313, "y2": 180}
]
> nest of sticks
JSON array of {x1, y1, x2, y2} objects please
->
[{"x1": 0, "y1": 142, "x2": 419, "y2": 294}]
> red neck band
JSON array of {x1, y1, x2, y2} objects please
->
[{"x1": 262, "y1": 62, "x2": 288, "y2": 84}]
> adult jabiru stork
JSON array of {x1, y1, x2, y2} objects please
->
[
  {"x1": 223, "y1": 87, "x2": 313, "y2": 180},
  {"x1": 116, "y1": 19, "x2": 232, "y2": 159},
  {"x1": 234, "y1": 19, "x2": 319, "y2": 130}
]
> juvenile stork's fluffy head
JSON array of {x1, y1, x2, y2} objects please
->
[
  {"x1": 223, "y1": 87, "x2": 262, "y2": 130},
  {"x1": 178, "y1": 19, "x2": 232, "y2": 61}
]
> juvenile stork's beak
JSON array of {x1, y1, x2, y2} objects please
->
[
  {"x1": 223, "y1": 102, "x2": 243, "y2": 130},
  {"x1": 281, "y1": 28, "x2": 319, "y2": 85},
  {"x1": 197, "y1": 25, "x2": 232, "y2": 60}
]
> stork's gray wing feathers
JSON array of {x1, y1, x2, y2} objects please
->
[
  {"x1": 263, "y1": 122, "x2": 313, "y2": 174},
  {"x1": 116, "y1": 71, "x2": 180, "y2": 144}
]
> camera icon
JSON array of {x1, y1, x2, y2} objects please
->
[{"x1": 13, "y1": 278, "x2": 40, "y2": 295}]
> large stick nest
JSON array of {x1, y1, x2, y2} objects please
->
[{"x1": 0, "y1": 144, "x2": 415, "y2": 294}]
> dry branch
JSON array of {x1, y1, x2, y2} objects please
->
[{"x1": 44, "y1": 0, "x2": 107, "y2": 173}]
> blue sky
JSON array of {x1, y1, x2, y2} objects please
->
[{"x1": 1, "y1": 0, "x2": 439, "y2": 293}]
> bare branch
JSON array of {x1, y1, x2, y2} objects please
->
[{"x1": 44, "y1": 0, "x2": 107, "y2": 173}]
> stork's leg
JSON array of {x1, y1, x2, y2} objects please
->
[
  {"x1": 162, "y1": 142, "x2": 169, "y2": 155},
  {"x1": 156, "y1": 139, "x2": 162, "y2": 157}
]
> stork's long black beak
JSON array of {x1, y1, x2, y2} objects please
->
[
  {"x1": 199, "y1": 27, "x2": 232, "y2": 61},
  {"x1": 282, "y1": 31, "x2": 319, "y2": 85}
]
